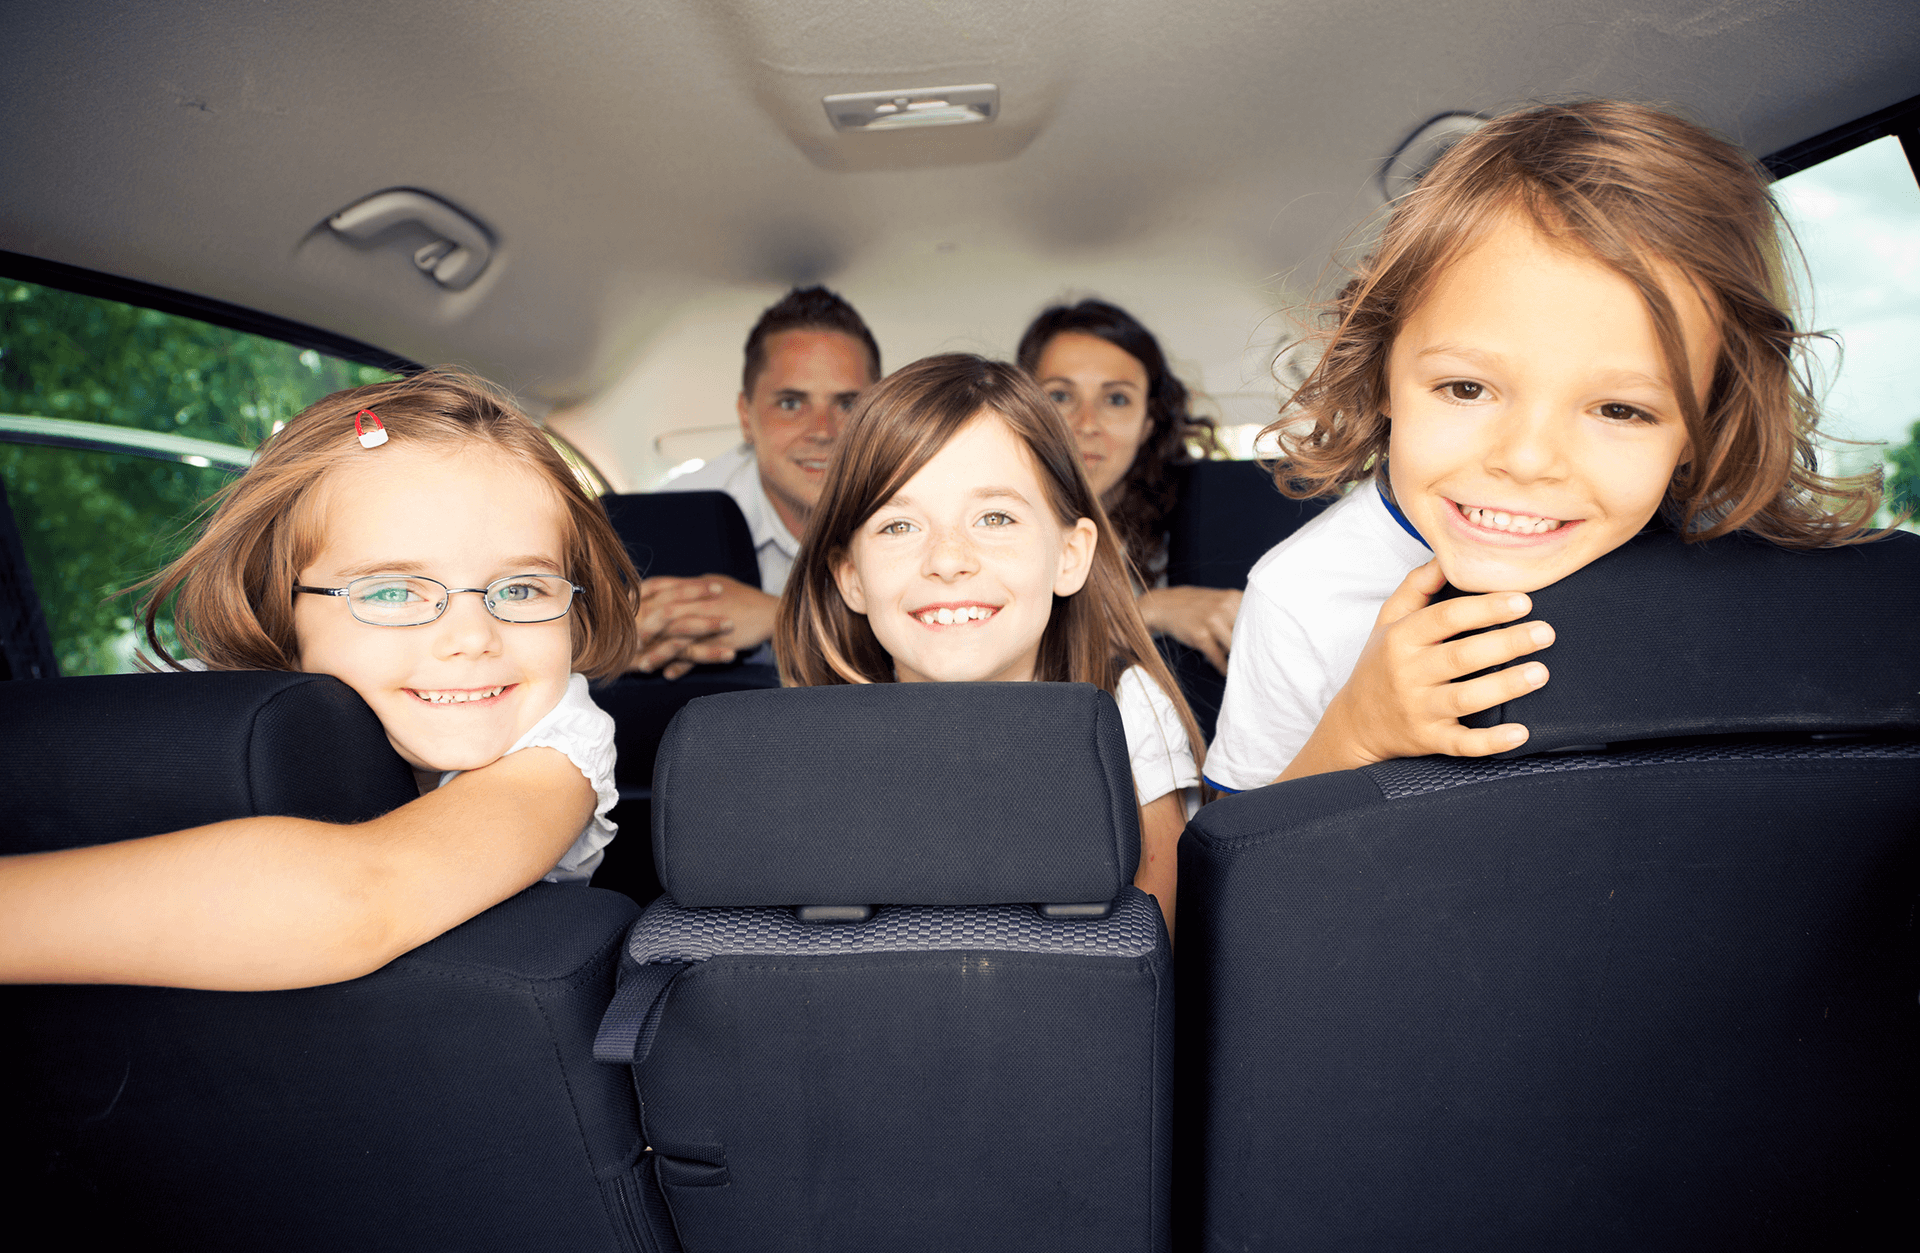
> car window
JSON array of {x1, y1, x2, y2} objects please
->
[
  {"x1": 0, "y1": 280, "x2": 399, "y2": 675},
  {"x1": 1771, "y1": 134, "x2": 1920, "y2": 528}
]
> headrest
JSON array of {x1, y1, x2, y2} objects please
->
[
  {"x1": 1454, "y1": 528, "x2": 1920, "y2": 755},
  {"x1": 651, "y1": 683, "x2": 1140, "y2": 908},
  {"x1": 602, "y1": 490, "x2": 762, "y2": 590},
  {"x1": 0, "y1": 671, "x2": 418, "y2": 855}
]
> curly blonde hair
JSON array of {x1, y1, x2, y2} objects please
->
[{"x1": 1271, "y1": 99, "x2": 1882, "y2": 548}]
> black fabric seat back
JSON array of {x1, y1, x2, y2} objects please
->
[
  {"x1": 0, "y1": 671, "x2": 651, "y2": 1253},
  {"x1": 602, "y1": 489, "x2": 761, "y2": 589},
  {"x1": 591, "y1": 488, "x2": 780, "y2": 902},
  {"x1": 597, "y1": 683, "x2": 1174, "y2": 1252},
  {"x1": 1176, "y1": 529, "x2": 1920, "y2": 1252}
]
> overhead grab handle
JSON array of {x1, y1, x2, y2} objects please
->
[{"x1": 326, "y1": 189, "x2": 494, "y2": 291}]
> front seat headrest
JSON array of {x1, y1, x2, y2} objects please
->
[
  {"x1": 0, "y1": 670, "x2": 418, "y2": 854},
  {"x1": 651, "y1": 682, "x2": 1140, "y2": 908},
  {"x1": 1454, "y1": 528, "x2": 1920, "y2": 755}
]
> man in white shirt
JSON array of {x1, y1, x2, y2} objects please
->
[{"x1": 634, "y1": 287, "x2": 881, "y2": 677}]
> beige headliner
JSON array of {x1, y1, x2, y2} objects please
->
[{"x1": 3, "y1": 1, "x2": 1916, "y2": 485}]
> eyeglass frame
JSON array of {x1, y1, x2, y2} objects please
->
[{"x1": 292, "y1": 573, "x2": 587, "y2": 626}]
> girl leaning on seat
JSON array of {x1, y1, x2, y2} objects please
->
[{"x1": 0, "y1": 369, "x2": 640, "y2": 990}]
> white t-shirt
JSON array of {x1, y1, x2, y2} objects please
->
[
  {"x1": 438, "y1": 672, "x2": 619, "y2": 884},
  {"x1": 662, "y1": 444, "x2": 801, "y2": 595},
  {"x1": 1115, "y1": 664, "x2": 1200, "y2": 815},
  {"x1": 1203, "y1": 483, "x2": 1431, "y2": 793}
]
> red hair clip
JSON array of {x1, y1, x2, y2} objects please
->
[{"x1": 353, "y1": 409, "x2": 389, "y2": 449}]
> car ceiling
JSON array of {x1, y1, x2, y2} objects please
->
[{"x1": 3, "y1": 0, "x2": 1917, "y2": 483}]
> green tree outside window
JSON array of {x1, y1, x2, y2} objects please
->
[{"x1": 1, "y1": 280, "x2": 398, "y2": 675}]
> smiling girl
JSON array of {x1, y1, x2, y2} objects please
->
[
  {"x1": 0, "y1": 370, "x2": 641, "y2": 987},
  {"x1": 1203, "y1": 100, "x2": 1885, "y2": 791},
  {"x1": 776, "y1": 354, "x2": 1204, "y2": 932}
]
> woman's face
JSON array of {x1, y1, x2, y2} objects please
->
[
  {"x1": 1033, "y1": 331, "x2": 1153, "y2": 500},
  {"x1": 832, "y1": 412, "x2": 1096, "y2": 684}
]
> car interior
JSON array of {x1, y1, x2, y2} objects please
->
[{"x1": 2, "y1": 3, "x2": 1918, "y2": 1250}]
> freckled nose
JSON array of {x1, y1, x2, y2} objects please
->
[{"x1": 924, "y1": 524, "x2": 978, "y2": 579}]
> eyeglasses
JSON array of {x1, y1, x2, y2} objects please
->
[{"x1": 293, "y1": 574, "x2": 585, "y2": 626}]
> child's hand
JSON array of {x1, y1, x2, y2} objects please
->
[{"x1": 1279, "y1": 560, "x2": 1553, "y2": 781}]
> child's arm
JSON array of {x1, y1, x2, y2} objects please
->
[
  {"x1": 1278, "y1": 560, "x2": 1554, "y2": 782},
  {"x1": 1133, "y1": 791, "x2": 1185, "y2": 940},
  {"x1": 0, "y1": 746, "x2": 593, "y2": 991}
]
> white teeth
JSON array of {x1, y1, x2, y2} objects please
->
[
  {"x1": 1463, "y1": 506, "x2": 1563, "y2": 535},
  {"x1": 916, "y1": 606, "x2": 995, "y2": 626},
  {"x1": 415, "y1": 686, "x2": 506, "y2": 704}
]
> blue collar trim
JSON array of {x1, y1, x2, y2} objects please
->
[
  {"x1": 1377, "y1": 483, "x2": 1430, "y2": 550},
  {"x1": 1201, "y1": 773, "x2": 1241, "y2": 796}
]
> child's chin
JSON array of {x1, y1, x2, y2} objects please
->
[
  {"x1": 1437, "y1": 555, "x2": 1567, "y2": 595},
  {"x1": 391, "y1": 735, "x2": 517, "y2": 777}
]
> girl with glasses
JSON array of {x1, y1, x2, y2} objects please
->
[{"x1": 0, "y1": 369, "x2": 641, "y2": 988}]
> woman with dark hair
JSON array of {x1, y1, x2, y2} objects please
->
[{"x1": 1016, "y1": 300, "x2": 1241, "y2": 674}]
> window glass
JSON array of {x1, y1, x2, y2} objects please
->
[
  {"x1": 0, "y1": 280, "x2": 399, "y2": 674},
  {"x1": 1771, "y1": 134, "x2": 1920, "y2": 526}
]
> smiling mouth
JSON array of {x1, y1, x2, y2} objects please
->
[
  {"x1": 1452, "y1": 501, "x2": 1569, "y2": 536},
  {"x1": 795, "y1": 457, "x2": 829, "y2": 472},
  {"x1": 913, "y1": 605, "x2": 998, "y2": 626},
  {"x1": 408, "y1": 684, "x2": 512, "y2": 705}
]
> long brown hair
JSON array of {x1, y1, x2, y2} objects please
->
[
  {"x1": 1272, "y1": 98, "x2": 1883, "y2": 548},
  {"x1": 1016, "y1": 299, "x2": 1220, "y2": 578},
  {"x1": 143, "y1": 368, "x2": 641, "y2": 679},
  {"x1": 776, "y1": 353, "x2": 1204, "y2": 767}
]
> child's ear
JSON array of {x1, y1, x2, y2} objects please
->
[
  {"x1": 1054, "y1": 517, "x2": 1098, "y2": 597},
  {"x1": 831, "y1": 551, "x2": 868, "y2": 614}
]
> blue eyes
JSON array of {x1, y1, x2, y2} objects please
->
[{"x1": 361, "y1": 583, "x2": 425, "y2": 605}]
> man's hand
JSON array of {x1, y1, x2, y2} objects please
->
[
  {"x1": 631, "y1": 574, "x2": 782, "y2": 680},
  {"x1": 1278, "y1": 560, "x2": 1554, "y2": 781},
  {"x1": 1138, "y1": 585, "x2": 1244, "y2": 675}
]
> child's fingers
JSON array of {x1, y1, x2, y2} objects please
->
[
  {"x1": 1438, "y1": 660, "x2": 1550, "y2": 720},
  {"x1": 1403, "y1": 590, "x2": 1534, "y2": 647},
  {"x1": 1434, "y1": 619, "x2": 1554, "y2": 683},
  {"x1": 1432, "y1": 721, "x2": 1532, "y2": 758}
]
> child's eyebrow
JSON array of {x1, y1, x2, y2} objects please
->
[
  {"x1": 332, "y1": 555, "x2": 565, "y2": 578},
  {"x1": 876, "y1": 486, "x2": 1030, "y2": 512},
  {"x1": 1041, "y1": 374, "x2": 1140, "y2": 390}
]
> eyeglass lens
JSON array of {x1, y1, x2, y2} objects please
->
[{"x1": 347, "y1": 575, "x2": 575, "y2": 625}]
